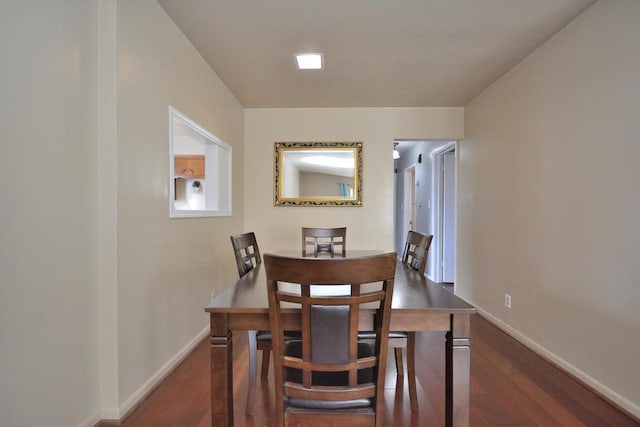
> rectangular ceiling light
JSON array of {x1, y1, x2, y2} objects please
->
[{"x1": 295, "y1": 53, "x2": 323, "y2": 70}]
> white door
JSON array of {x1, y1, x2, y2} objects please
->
[{"x1": 442, "y1": 152, "x2": 455, "y2": 283}]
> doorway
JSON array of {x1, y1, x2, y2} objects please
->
[
  {"x1": 441, "y1": 150, "x2": 455, "y2": 283},
  {"x1": 431, "y1": 142, "x2": 457, "y2": 284},
  {"x1": 393, "y1": 140, "x2": 457, "y2": 283},
  {"x1": 403, "y1": 165, "x2": 416, "y2": 240}
]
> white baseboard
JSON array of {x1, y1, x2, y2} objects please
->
[
  {"x1": 78, "y1": 410, "x2": 103, "y2": 427},
  {"x1": 82, "y1": 324, "x2": 210, "y2": 426},
  {"x1": 475, "y1": 306, "x2": 640, "y2": 420}
]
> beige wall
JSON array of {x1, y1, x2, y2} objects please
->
[
  {"x1": 114, "y1": 0, "x2": 244, "y2": 415},
  {"x1": 459, "y1": 0, "x2": 640, "y2": 416},
  {"x1": 1, "y1": 1, "x2": 245, "y2": 424},
  {"x1": 0, "y1": 1, "x2": 101, "y2": 426},
  {"x1": 244, "y1": 108, "x2": 463, "y2": 253}
]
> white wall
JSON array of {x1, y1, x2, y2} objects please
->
[
  {"x1": 245, "y1": 108, "x2": 463, "y2": 253},
  {"x1": 459, "y1": 0, "x2": 640, "y2": 416},
  {"x1": 0, "y1": 1, "x2": 101, "y2": 426},
  {"x1": 114, "y1": 0, "x2": 244, "y2": 416}
]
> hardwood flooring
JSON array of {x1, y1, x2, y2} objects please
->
[{"x1": 105, "y1": 315, "x2": 638, "y2": 426}]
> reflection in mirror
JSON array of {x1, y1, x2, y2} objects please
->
[
  {"x1": 282, "y1": 150, "x2": 354, "y2": 198},
  {"x1": 274, "y1": 142, "x2": 362, "y2": 207},
  {"x1": 169, "y1": 107, "x2": 232, "y2": 218}
]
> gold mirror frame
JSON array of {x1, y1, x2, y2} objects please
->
[{"x1": 274, "y1": 141, "x2": 363, "y2": 207}]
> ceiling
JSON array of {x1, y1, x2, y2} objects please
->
[{"x1": 157, "y1": 0, "x2": 595, "y2": 108}]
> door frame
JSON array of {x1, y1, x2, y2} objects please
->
[
  {"x1": 403, "y1": 164, "x2": 416, "y2": 243},
  {"x1": 430, "y1": 141, "x2": 457, "y2": 283}
]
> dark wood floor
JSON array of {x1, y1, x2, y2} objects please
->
[{"x1": 106, "y1": 315, "x2": 638, "y2": 426}]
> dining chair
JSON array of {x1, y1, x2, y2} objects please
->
[
  {"x1": 402, "y1": 230, "x2": 433, "y2": 276},
  {"x1": 299, "y1": 227, "x2": 427, "y2": 411},
  {"x1": 394, "y1": 230, "x2": 433, "y2": 411},
  {"x1": 229, "y1": 232, "x2": 271, "y2": 415},
  {"x1": 264, "y1": 252, "x2": 396, "y2": 427},
  {"x1": 301, "y1": 226, "x2": 347, "y2": 257},
  {"x1": 230, "y1": 232, "x2": 262, "y2": 277}
]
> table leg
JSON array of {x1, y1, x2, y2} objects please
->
[
  {"x1": 445, "y1": 314, "x2": 471, "y2": 427},
  {"x1": 210, "y1": 313, "x2": 233, "y2": 427}
]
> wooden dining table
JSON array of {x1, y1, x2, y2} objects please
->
[{"x1": 205, "y1": 250, "x2": 476, "y2": 426}]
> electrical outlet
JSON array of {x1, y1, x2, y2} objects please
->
[
  {"x1": 210, "y1": 290, "x2": 216, "y2": 300},
  {"x1": 505, "y1": 293, "x2": 512, "y2": 309}
]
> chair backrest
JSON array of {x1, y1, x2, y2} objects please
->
[
  {"x1": 264, "y1": 253, "x2": 396, "y2": 427},
  {"x1": 230, "y1": 232, "x2": 261, "y2": 278},
  {"x1": 301, "y1": 226, "x2": 347, "y2": 257},
  {"x1": 401, "y1": 231, "x2": 433, "y2": 276}
]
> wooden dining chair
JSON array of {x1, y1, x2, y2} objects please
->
[
  {"x1": 394, "y1": 230, "x2": 433, "y2": 411},
  {"x1": 402, "y1": 230, "x2": 433, "y2": 276},
  {"x1": 264, "y1": 253, "x2": 396, "y2": 427},
  {"x1": 230, "y1": 232, "x2": 271, "y2": 415},
  {"x1": 301, "y1": 226, "x2": 347, "y2": 257},
  {"x1": 359, "y1": 232, "x2": 433, "y2": 412},
  {"x1": 231, "y1": 232, "x2": 262, "y2": 277}
]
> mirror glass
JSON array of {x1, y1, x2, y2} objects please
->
[
  {"x1": 169, "y1": 107, "x2": 232, "y2": 218},
  {"x1": 274, "y1": 142, "x2": 362, "y2": 206}
]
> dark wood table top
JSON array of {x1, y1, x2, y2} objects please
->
[{"x1": 205, "y1": 250, "x2": 475, "y2": 315}]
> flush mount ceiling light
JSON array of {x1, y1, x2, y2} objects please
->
[{"x1": 295, "y1": 53, "x2": 323, "y2": 70}]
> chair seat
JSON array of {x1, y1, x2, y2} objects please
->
[
  {"x1": 256, "y1": 330, "x2": 302, "y2": 341},
  {"x1": 284, "y1": 406, "x2": 375, "y2": 417},
  {"x1": 357, "y1": 331, "x2": 408, "y2": 340},
  {"x1": 285, "y1": 396, "x2": 373, "y2": 410}
]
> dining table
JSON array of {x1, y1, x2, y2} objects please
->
[{"x1": 205, "y1": 250, "x2": 476, "y2": 426}]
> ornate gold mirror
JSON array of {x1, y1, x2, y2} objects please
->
[{"x1": 274, "y1": 142, "x2": 363, "y2": 206}]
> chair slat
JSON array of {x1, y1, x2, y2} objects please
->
[
  {"x1": 284, "y1": 382, "x2": 377, "y2": 401},
  {"x1": 277, "y1": 291, "x2": 387, "y2": 306},
  {"x1": 283, "y1": 355, "x2": 378, "y2": 372}
]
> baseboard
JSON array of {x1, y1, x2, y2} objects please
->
[
  {"x1": 78, "y1": 406, "x2": 120, "y2": 427},
  {"x1": 475, "y1": 306, "x2": 640, "y2": 421},
  {"x1": 78, "y1": 410, "x2": 103, "y2": 427},
  {"x1": 87, "y1": 324, "x2": 210, "y2": 426}
]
